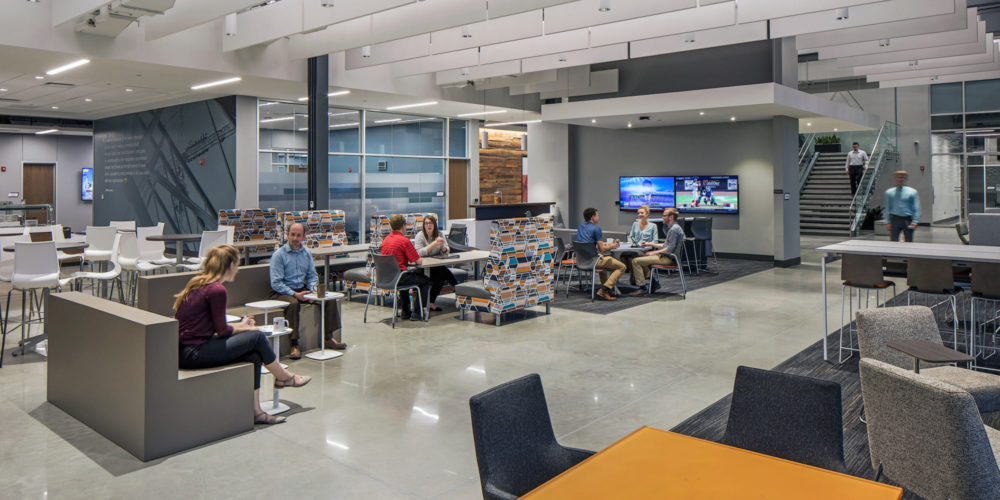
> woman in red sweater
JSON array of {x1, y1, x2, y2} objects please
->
[{"x1": 174, "y1": 245, "x2": 310, "y2": 425}]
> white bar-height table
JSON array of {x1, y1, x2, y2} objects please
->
[
  {"x1": 816, "y1": 240, "x2": 1000, "y2": 361},
  {"x1": 232, "y1": 238, "x2": 278, "y2": 266},
  {"x1": 146, "y1": 233, "x2": 203, "y2": 267},
  {"x1": 303, "y1": 291, "x2": 345, "y2": 360},
  {"x1": 245, "y1": 300, "x2": 290, "y2": 373},
  {"x1": 310, "y1": 244, "x2": 370, "y2": 289},
  {"x1": 259, "y1": 325, "x2": 293, "y2": 415}
]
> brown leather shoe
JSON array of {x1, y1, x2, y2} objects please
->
[
  {"x1": 596, "y1": 288, "x2": 616, "y2": 301},
  {"x1": 326, "y1": 339, "x2": 347, "y2": 350},
  {"x1": 289, "y1": 345, "x2": 302, "y2": 359}
]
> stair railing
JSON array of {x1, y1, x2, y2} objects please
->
[
  {"x1": 848, "y1": 121, "x2": 899, "y2": 236},
  {"x1": 798, "y1": 133, "x2": 816, "y2": 166},
  {"x1": 798, "y1": 151, "x2": 819, "y2": 194}
]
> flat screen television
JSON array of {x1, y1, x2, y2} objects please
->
[
  {"x1": 619, "y1": 176, "x2": 675, "y2": 211},
  {"x1": 81, "y1": 168, "x2": 93, "y2": 201},
  {"x1": 674, "y1": 176, "x2": 739, "y2": 214}
]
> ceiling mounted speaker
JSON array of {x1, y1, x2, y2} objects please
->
[
  {"x1": 835, "y1": 7, "x2": 849, "y2": 20},
  {"x1": 321, "y1": 0, "x2": 334, "y2": 6},
  {"x1": 460, "y1": 67, "x2": 470, "y2": 76},
  {"x1": 461, "y1": 25, "x2": 472, "y2": 38},
  {"x1": 224, "y1": 13, "x2": 237, "y2": 37},
  {"x1": 878, "y1": 39, "x2": 890, "y2": 47},
  {"x1": 361, "y1": 45, "x2": 371, "y2": 58},
  {"x1": 684, "y1": 34, "x2": 695, "y2": 43},
  {"x1": 598, "y1": 0, "x2": 611, "y2": 12},
  {"x1": 481, "y1": 131, "x2": 488, "y2": 149}
]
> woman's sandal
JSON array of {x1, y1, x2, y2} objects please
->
[
  {"x1": 274, "y1": 373, "x2": 312, "y2": 388},
  {"x1": 255, "y1": 413, "x2": 286, "y2": 425}
]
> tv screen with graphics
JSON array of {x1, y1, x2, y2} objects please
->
[
  {"x1": 81, "y1": 168, "x2": 94, "y2": 201},
  {"x1": 619, "y1": 176, "x2": 675, "y2": 211},
  {"x1": 674, "y1": 176, "x2": 739, "y2": 214}
]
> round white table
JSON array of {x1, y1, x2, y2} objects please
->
[
  {"x1": 303, "y1": 291, "x2": 345, "y2": 361},
  {"x1": 259, "y1": 325, "x2": 293, "y2": 415},
  {"x1": 246, "y1": 300, "x2": 290, "y2": 374}
]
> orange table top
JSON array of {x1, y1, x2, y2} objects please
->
[{"x1": 522, "y1": 426, "x2": 902, "y2": 500}]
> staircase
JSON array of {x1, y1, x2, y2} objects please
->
[{"x1": 800, "y1": 152, "x2": 853, "y2": 236}]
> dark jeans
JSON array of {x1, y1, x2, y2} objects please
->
[
  {"x1": 429, "y1": 267, "x2": 458, "y2": 303},
  {"x1": 889, "y1": 214, "x2": 914, "y2": 242},
  {"x1": 268, "y1": 287, "x2": 342, "y2": 346},
  {"x1": 397, "y1": 270, "x2": 431, "y2": 318},
  {"x1": 179, "y1": 331, "x2": 277, "y2": 389},
  {"x1": 848, "y1": 165, "x2": 864, "y2": 195}
]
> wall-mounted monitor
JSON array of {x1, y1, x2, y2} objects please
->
[
  {"x1": 674, "y1": 176, "x2": 739, "y2": 214},
  {"x1": 81, "y1": 168, "x2": 94, "y2": 201},
  {"x1": 619, "y1": 176, "x2": 675, "y2": 211}
]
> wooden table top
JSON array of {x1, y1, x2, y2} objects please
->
[
  {"x1": 3, "y1": 241, "x2": 89, "y2": 252},
  {"x1": 522, "y1": 426, "x2": 902, "y2": 500},
  {"x1": 418, "y1": 250, "x2": 490, "y2": 268},
  {"x1": 887, "y1": 339, "x2": 974, "y2": 364},
  {"x1": 146, "y1": 233, "x2": 203, "y2": 241},
  {"x1": 310, "y1": 243, "x2": 370, "y2": 257}
]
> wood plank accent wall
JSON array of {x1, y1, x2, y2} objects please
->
[{"x1": 479, "y1": 129, "x2": 527, "y2": 204}]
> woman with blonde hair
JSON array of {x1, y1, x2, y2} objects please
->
[{"x1": 174, "y1": 244, "x2": 310, "y2": 425}]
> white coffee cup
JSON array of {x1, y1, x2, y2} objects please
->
[
  {"x1": 606, "y1": 237, "x2": 613, "y2": 244},
  {"x1": 272, "y1": 316, "x2": 289, "y2": 332}
]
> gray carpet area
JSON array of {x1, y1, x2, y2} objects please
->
[
  {"x1": 670, "y1": 295, "x2": 1000, "y2": 500},
  {"x1": 550, "y1": 258, "x2": 774, "y2": 314}
]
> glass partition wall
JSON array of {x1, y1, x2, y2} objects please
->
[
  {"x1": 930, "y1": 80, "x2": 1000, "y2": 220},
  {"x1": 258, "y1": 99, "x2": 468, "y2": 242}
]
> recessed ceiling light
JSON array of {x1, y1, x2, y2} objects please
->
[
  {"x1": 591, "y1": 119, "x2": 597, "y2": 123},
  {"x1": 190, "y1": 76, "x2": 242, "y2": 90},
  {"x1": 297, "y1": 96, "x2": 308, "y2": 101},
  {"x1": 259, "y1": 116, "x2": 296, "y2": 123},
  {"x1": 50, "y1": 106, "x2": 59, "y2": 110},
  {"x1": 806, "y1": 122, "x2": 812, "y2": 126},
  {"x1": 124, "y1": 88, "x2": 133, "y2": 92},
  {"x1": 374, "y1": 118, "x2": 402, "y2": 124},
  {"x1": 698, "y1": 111, "x2": 705, "y2": 116},
  {"x1": 34, "y1": 75, "x2": 44, "y2": 80},
  {"x1": 730, "y1": 116, "x2": 736, "y2": 121},
  {"x1": 330, "y1": 111, "x2": 356, "y2": 117},
  {"x1": 627, "y1": 122, "x2": 632, "y2": 128},
  {"x1": 833, "y1": 128, "x2": 838, "y2": 132},
  {"x1": 297, "y1": 127, "x2": 308, "y2": 131},
  {"x1": 46, "y1": 59, "x2": 90, "y2": 75},
  {"x1": 385, "y1": 101, "x2": 437, "y2": 111},
  {"x1": 328, "y1": 90, "x2": 349, "y2": 97},
  {"x1": 457, "y1": 110, "x2": 507, "y2": 117},
  {"x1": 0, "y1": 88, "x2": 6, "y2": 92},
  {"x1": 331, "y1": 122, "x2": 360, "y2": 128},
  {"x1": 84, "y1": 98, "x2": 93, "y2": 102},
  {"x1": 36, "y1": 129, "x2": 58, "y2": 135}
]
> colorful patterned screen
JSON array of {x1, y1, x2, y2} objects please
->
[
  {"x1": 280, "y1": 210, "x2": 347, "y2": 248},
  {"x1": 218, "y1": 208, "x2": 279, "y2": 255},
  {"x1": 345, "y1": 212, "x2": 437, "y2": 296}
]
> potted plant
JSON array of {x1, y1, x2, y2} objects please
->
[
  {"x1": 862, "y1": 206, "x2": 883, "y2": 231},
  {"x1": 814, "y1": 135, "x2": 842, "y2": 153}
]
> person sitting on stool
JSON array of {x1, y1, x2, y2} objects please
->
[
  {"x1": 885, "y1": 170, "x2": 920, "y2": 242},
  {"x1": 269, "y1": 222, "x2": 345, "y2": 359},
  {"x1": 381, "y1": 214, "x2": 431, "y2": 320}
]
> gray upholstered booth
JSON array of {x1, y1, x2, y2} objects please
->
[
  {"x1": 856, "y1": 305, "x2": 1000, "y2": 412},
  {"x1": 969, "y1": 213, "x2": 1000, "y2": 246},
  {"x1": 135, "y1": 264, "x2": 333, "y2": 355},
  {"x1": 859, "y1": 358, "x2": 1000, "y2": 500},
  {"x1": 47, "y1": 292, "x2": 253, "y2": 461}
]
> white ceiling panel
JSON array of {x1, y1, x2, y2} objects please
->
[
  {"x1": 867, "y1": 53, "x2": 999, "y2": 81},
  {"x1": 852, "y1": 44, "x2": 994, "y2": 75},
  {"x1": 143, "y1": 0, "x2": 264, "y2": 41},
  {"x1": 5, "y1": 85, "x2": 72, "y2": 101},
  {"x1": 629, "y1": 21, "x2": 766, "y2": 59},
  {"x1": 478, "y1": 70, "x2": 560, "y2": 90},
  {"x1": 479, "y1": 29, "x2": 588, "y2": 65},
  {"x1": 301, "y1": 0, "x2": 415, "y2": 32},
  {"x1": 833, "y1": 32, "x2": 990, "y2": 67},
  {"x1": 542, "y1": 0, "x2": 697, "y2": 36},
  {"x1": 798, "y1": 59, "x2": 857, "y2": 82},
  {"x1": 737, "y1": 0, "x2": 888, "y2": 24},
  {"x1": 588, "y1": 2, "x2": 736, "y2": 48},
  {"x1": 817, "y1": 15, "x2": 981, "y2": 59},
  {"x1": 388, "y1": 49, "x2": 480, "y2": 77},
  {"x1": 223, "y1": 0, "x2": 303, "y2": 52},
  {"x1": 487, "y1": 0, "x2": 575, "y2": 18},
  {"x1": 430, "y1": 11, "x2": 542, "y2": 55},
  {"x1": 770, "y1": 0, "x2": 956, "y2": 39},
  {"x1": 520, "y1": 43, "x2": 626, "y2": 73},
  {"x1": 538, "y1": 68, "x2": 618, "y2": 99},
  {"x1": 436, "y1": 60, "x2": 522, "y2": 85},
  {"x1": 346, "y1": 34, "x2": 430, "y2": 69},
  {"x1": 51, "y1": 0, "x2": 108, "y2": 27},
  {"x1": 797, "y1": 0, "x2": 967, "y2": 50},
  {"x1": 508, "y1": 66, "x2": 590, "y2": 95},
  {"x1": 879, "y1": 69, "x2": 1000, "y2": 87}
]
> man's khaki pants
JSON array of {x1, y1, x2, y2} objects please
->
[
  {"x1": 596, "y1": 256, "x2": 626, "y2": 289},
  {"x1": 631, "y1": 254, "x2": 675, "y2": 286}
]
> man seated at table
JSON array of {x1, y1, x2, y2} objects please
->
[
  {"x1": 269, "y1": 222, "x2": 345, "y2": 359},
  {"x1": 631, "y1": 207, "x2": 685, "y2": 294},
  {"x1": 381, "y1": 214, "x2": 431, "y2": 321},
  {"x1": 576, "y1": 207, "x2": 626, "y2": 301}
]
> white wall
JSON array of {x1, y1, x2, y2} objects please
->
[
  {"x1": 235, "y1": 95, "x2": 259, "y2": 209},
  {"x1": 526, "y1": 122, "x2": 569, "y2": 218},
  {"x1": 0, "y1": 134, "x2": 93, "y2": 231}
]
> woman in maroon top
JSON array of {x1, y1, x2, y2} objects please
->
[{"x1": 174, "y1": 245, "x2": 310, "y2": 425}]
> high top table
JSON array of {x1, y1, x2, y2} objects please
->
[
  {"x1": 310, "y1": 243, "x2": 369, "y2": 287},
  {"x1": 146, "y1": 233, "x2": 202, "y2": 266},
  {"x1": 817, "y1": 239, "x2": 1000, "y2": 361},
  {"x1": 417, "y1": 250, "x2": 491, "y2": 280},
  {"x1": 302, "y1": 291, "x2": 345, "y2": 360}
]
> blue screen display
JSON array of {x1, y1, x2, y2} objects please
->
[
  {"x1": 81, "y1": 168, "x2": 93, "y2": 201},
  {"x1": 619, "y1": 176, "x2": 675, "y2": 211}
]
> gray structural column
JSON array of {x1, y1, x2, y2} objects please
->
[
  {"x1": 307, "y1": 55, "x2": 329, "y2": 210},
  {"x1": 526, "y1": 122, "x2": 570, "y2": 223},
  {"x1": 772, "y1": 115, "x2": 800, "y2": 267},
  {"x1": 234, "y1": 95, "x2": 259, "y2": 208}
]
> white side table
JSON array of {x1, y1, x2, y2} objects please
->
[
  {"x1": 246, "y1": 300, "x2": 290, "y2": 374},
  {"x1": 259, "y1": 325, "x2": 293, "y2": 415},
  {"x1": 303, "y1": 292, "x2": 345, "y2": 361},
  {"x1": 225, "y1": 314, "x2": 240, "y2": 323}
]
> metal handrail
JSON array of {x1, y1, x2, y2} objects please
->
[
  {"x1": 798, "y1": 133, "x2": 816, "y2": 166},
  {"x1": 798, "y1": 152, "x2": 819, "y2": 194},
  {"x1": 848, "y1": 121, "x2": 898, "y2": 235}
]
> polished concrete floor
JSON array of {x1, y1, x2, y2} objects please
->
[{"x1": 0, "y1": 228, "x2": 961, "y2": 499}]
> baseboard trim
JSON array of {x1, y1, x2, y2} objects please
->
[
  {"x1": 715, "y1": 252, "x2": 773, "y2": 262},
  {"x1": 774, "y1": 257, "x2": 801, "y2": 268}
]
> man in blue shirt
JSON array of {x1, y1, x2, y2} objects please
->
[
  {"x1": 269, "y1": 222, "x2": 345, "y2": 359},
  {"x1": 576, "y1": 208, "x2": 626, "y2": 301},
  {"x1": 884, "y1": 170, "x2": 920, "y2": 242}
]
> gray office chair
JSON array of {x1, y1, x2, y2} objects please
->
[
  {"x1": 859, "y1": 358, "x2": 1000, "y2": 499},
  {"x1": 447, "y1": 224, "x2": 468, "y2": 247},
  {"x1": 856, "y1": 306, "x2": 1000, "y2": 413},
  {"x1": 364, "y1": 254, "x2": 426, "y2": 328},
  {"x1": 839, "y1": 254, "x2": 896, "y2": 364},
  {"x1": 647, "y1": 242, "x2": 686, "y2": 299},
  {"x1": 906, "y1": 258, "x2": 963, "y2": 352},
  {"x1": 570, "y1": 241, "x2": 600, "y2": 301},
  {"x1": 956, "y1": 221, "x2": 970, "y2": 245},
  {"x1": 690, "y1": 217, "x2": 718, "y2": 274},
  {"x1": 970, "y1": 262, "x2": 1000, "y2": 371}
]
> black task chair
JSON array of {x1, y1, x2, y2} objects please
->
[
  {"x1": 469, "y1": 374, "x2": 595, "y2": 500},
  {"x1": 364, "y1": 254, "x2": 426, "y2": 328},
  {"x1": 720, "y1": 366, "x2": 847, "y2": 473}
]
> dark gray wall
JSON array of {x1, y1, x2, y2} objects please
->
[
  {"x1": 0, "y1": 133, "x2": 93, "y2": 231},
  {"x1": 568, "y1": 121, "x2": 779, "y2": 257}
]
